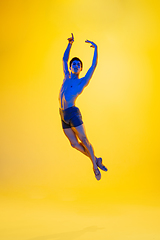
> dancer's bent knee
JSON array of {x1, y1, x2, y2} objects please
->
[
  {"x1": 81, "y1": 136, "x2": 90, "y2": 147},
  {"x1": 71, "y1": 142, "x2": 79, "y2": 148}
]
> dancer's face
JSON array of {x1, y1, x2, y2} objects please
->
[{"x1": 70, "y1": 60, "x2": 82, "y2": 74}]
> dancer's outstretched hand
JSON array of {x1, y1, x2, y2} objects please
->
[
  {"x1": 85, "y1": 40, "x2": 97, "y2": 48},
  {"x1": 67, "y1": 33, "x2": 74, "y2": 44}
]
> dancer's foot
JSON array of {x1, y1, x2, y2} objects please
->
[
  {"x1": 96, "y1": 158, "x2": 108, "y2": 172},
  {"x1": 94, "y1": 167, "x2": 101, "y2": 181}
]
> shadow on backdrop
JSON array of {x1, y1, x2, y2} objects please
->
[{"x1": 28, "y1": 226, "x2": 104, "y2": 240}]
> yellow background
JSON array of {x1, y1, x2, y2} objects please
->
[{"x1": 0, "y1": 0, "x2": 160, "y2": 239}]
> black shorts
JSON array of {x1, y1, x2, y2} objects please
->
[{"x1": 59, "y1": 106, "x2": 83, "y2": 129}]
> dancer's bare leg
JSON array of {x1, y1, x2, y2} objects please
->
[
  {"x1": 63, "y1": 128, "x2": 95, "y2": 159},
  {"x1": 71, "y1": 124, "x2": 97, "y2": 170},
  {"x1": 63, "y1": 126, "x2": 107, "y2": 174}
]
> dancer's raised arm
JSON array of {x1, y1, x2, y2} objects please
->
[
  {"x1": 81, "y1": 40, "x2": 98, "y2": 87},
  {"x1": 62, "y1": 33, "x2": 74, "y2": 76}
]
